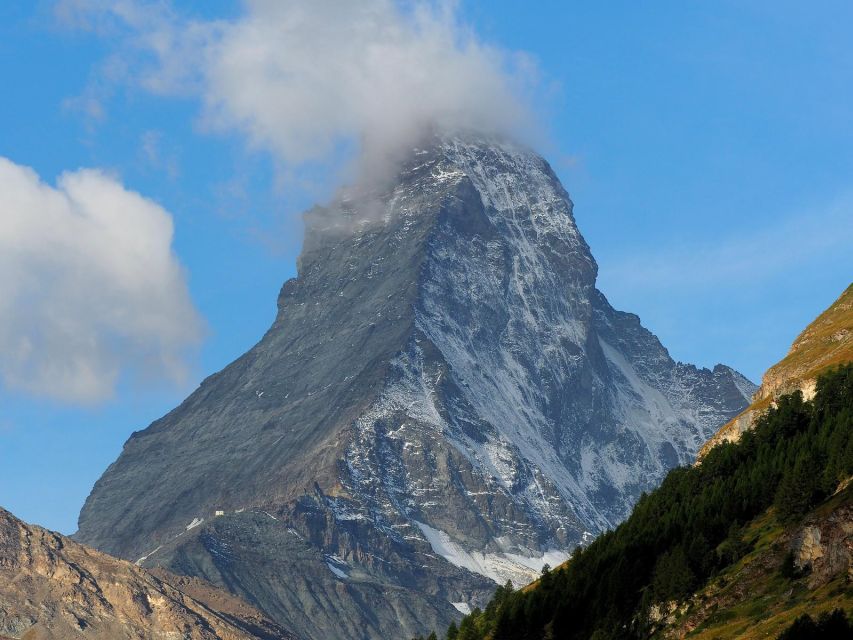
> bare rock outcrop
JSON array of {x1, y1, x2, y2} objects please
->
[
  {"x1": 792, "y1": 502, "x2": 853, "y2": 588},
  {"x1": 657, "y1": 490, "x2": 852, "y2": 640}
]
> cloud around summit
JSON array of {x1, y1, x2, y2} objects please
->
[
  {"x1": 58, "y1": 0, "x2": 539, "y2": 178},
  {"x1": 5, "y1": 0, "x2": 538, "y2": 405}
]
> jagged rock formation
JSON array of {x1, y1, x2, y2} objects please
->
[
  {"x1": 699, "y1": 283, "x2": 852, "y2": 459},
  {"x1": 0, "y1": 507, "x2": 291, "y2": 640},
  {"x1": 792, "y1": 508, "x2": 853, "y2": 589},
  {"x1": 75, "y1": 135, "x2": 753, "y2": 640}
]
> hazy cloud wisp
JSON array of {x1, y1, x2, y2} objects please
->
[
  {"x1": 59, "y1": 0, "x2": 538, "y2": 180},
  {"x1": 0, "y1": 157, "x2": 202, "y2": 404}
]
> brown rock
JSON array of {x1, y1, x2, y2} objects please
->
[
  {"x1": 792, "y1": 503, "x2": 853, "y2": 588},
  {"x1": 0, "y1": 508, "x2": 292, "y2": 639}
]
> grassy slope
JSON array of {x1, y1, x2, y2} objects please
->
[
  {"x1": 662, "y1": 287, "x2": 853, "y2": 637},
  {"x1": 521, "y1": 487, "x2": 852, "y2": 640},
  {"x1": 769, "y1": 283, "x2": 853, "y2": 384},
  {"x1": 699, "y1": 283, "x2": 852, "y2": 459}
]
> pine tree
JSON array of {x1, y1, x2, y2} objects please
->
[
  {"x1": 779, "y1": 550, "x2": 798, "y2": 580},
  {"x1": 457, "y1": 615, "x2": 479, "y2": 640},
  {"x1": 650, "y1": 546, "x2": 695, "y2": 601},
  {"x1": 775, "y1": 450, "x2": 821, "y2": 522},
  {"x1": 446, "y1": 621, "x2": 458, "y2": 640}
]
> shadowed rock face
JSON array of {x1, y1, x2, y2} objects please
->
[
  {"x1": 76, "y1": 135, "x2": 754, "y2": 640},
  {"x1": 0, "y1": 508, "x2": 291, "y2": 640}
]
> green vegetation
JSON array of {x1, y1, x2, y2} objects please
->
[
  {"x1": 675, "y1": 500, "x2": 850, "y2": 640},
  {"x1": 417, "y1": 364, "x2": 853, "y2": 640},
  {"x1": 777, "y1": 608, "x2": 851, "y2": 639},
  {"x1": 764, "y1": 283, "x2": 853, "y2": 387}
]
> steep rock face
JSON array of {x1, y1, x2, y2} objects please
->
[
  {"x1": 76, "y1": 135, "x2": 753, "y2": 640},
  {"x1": 699, "y1": 283, "x2": 852, "y2": 459},
  {"x1": 792, "y1": 500, "x2": 853, "y2": 588},
  {"x1": 0, "y1": 508, "x2": 291, "y2": 640}
]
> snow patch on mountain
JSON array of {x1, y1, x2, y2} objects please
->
[
  {"x1": 414, "y1": 521, "x2": 567, "y2": 586},
  {"x1": 186, "y1": 517, "x2": 204, "y2": 531},
  {"x1": 451, "y1": 602, "x2": 472, "y2": 615}
]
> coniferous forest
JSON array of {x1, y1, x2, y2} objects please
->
[{"x1": 414, "y1": 364, "x2": 853, "y2": 640}]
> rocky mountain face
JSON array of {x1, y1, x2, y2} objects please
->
[
  {"x1": 699, "y1": 282, "x2": 852, "y2": 459},
  {"x1": 75, "y1": 135, "x2": 754, "y2": 640},
  {"x1": 0, "y1": 507, "x2": 291, "y2": 640}
]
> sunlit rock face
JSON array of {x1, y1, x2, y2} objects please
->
[
  {"x1": 76, "y1": 134, "x2": 754, "y2": 640},
  {"x1": 0, "y1": 508, "x2": 292, "y2": 640}
]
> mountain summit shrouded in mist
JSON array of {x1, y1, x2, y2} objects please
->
[{"x1": 75, "y1": 133, "x2": 754, "y2": 640}]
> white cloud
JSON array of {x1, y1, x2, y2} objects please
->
[
  {"x1": 57, "y1": 0, "x2": 538, "y2": 180},
  {"x1": 0, "y1": 157, "x2": 202, "y2": 404}
]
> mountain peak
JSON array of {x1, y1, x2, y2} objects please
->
[
  {"x1": 77, "y1": 141, "x2": 753, "y2": 640},
  {"x1": 306, "y1": 133, "x2": 596, "y2": 285}
]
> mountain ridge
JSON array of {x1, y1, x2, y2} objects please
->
[{"x1": 0, "y1": 506, "x2": 292, "y2": 640}]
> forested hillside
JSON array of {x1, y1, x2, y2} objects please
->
[{"x1": 416, "y1": 364, "x2": 853, "y2": 640}]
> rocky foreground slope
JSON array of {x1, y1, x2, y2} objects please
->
[
  {"x1": 655, "y1": 488, "x2": 853, "y2": 640},
  {"x1": 75, "y1": 134, "x2": 754, "y2": 640},
  {"x1": 0, "y1": 507, "x2": 291, "y2": 639},
  {"x1": 699, "y1": 282, "x2": 852, "y2": 459}
]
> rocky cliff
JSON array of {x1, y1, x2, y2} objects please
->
[
  {"x1": 76, "y1": 134, "x2": 754, "y2": 640},
  {"x1": 0, "y1": 507, "x2": 291, "y2": 640},
  {"x1": 699, "y1": 282, "x2": 852, "y2": 459}
]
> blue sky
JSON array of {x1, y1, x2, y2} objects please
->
[{"x1": 1, "y1": 1, "x2": 851, "y2": 534}]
